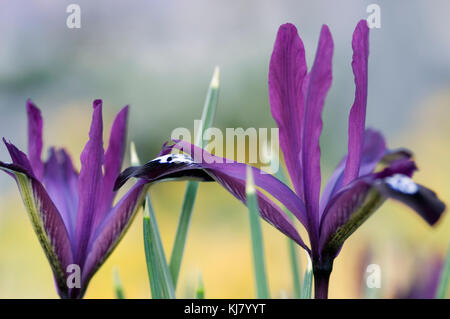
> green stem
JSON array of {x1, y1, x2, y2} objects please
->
[{"x1": 247, "y1": 166, "x2": 270, "y2": 299}]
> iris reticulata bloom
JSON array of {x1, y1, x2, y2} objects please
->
[
  {"x1": 0, "y1": 99, "x2": 148, "y2": 298},
  {"x1": 115, "y1": 20, "x2": 445, "y2": 298}
]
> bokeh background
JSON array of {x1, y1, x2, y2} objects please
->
[{"x1": 0, "y1": 0, "x2": 449, "y2": 298}]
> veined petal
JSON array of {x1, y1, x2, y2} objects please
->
[
  {"x1": 43, "y1": 148, "x2": 79, "y2": 241},
  {"x1": 74, "y1": 100, "x2": 104, "y2": 266},
  {"x1": 342, "y1": 20, "x2": 370, "y2": 187},
  {"x1": 320, "y1": 129, "x2": 387, "y2": 216},
  {"x1": 26, "y1": 99, "x2": 44, "y2": 181},
  {"x1": 319, "y1": 159, "x2": 445, "y2": 259},
  {"x1": 96, "y1": 105, "x2": 129, "y2": 228},
  {"x1": 302, "y1": 25, "x2": 333, "y2": 241},
  {"x1": 0, "y1": 157, "x2": 73, "y2": 298},
  {"x1": 114, "y1": 141, "x2": 310, "y2": 250},
  {"x1": 376, "y1": 174, "x2": 445, "y2": 226},
  {"x1": 80, "y1": 181, "x2": 149, "y2": 298},
  {"x1": 214, "y1": 169, "x2": 308, "y2": 251},
  {"x1": 3, "y1": 138, "x2": 34, "y2": 175},
  {"x1": 170, "y1": 140, "x2": 308, "y2": 229},
  {"x1": 269, "y1": 23, "x2": 308, "y2": 200}
]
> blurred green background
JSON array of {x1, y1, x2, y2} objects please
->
[{"x1": 0, "y1": 0, "x2": 449, "y2": 298}]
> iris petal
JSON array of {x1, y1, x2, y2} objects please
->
[
  {"x1": 0, "y1": 143, "x2": 73, "y2": 298},
  {"x1": 26, "y1": 99, "x2": 44, "y2": 180},
  {"x1": 320, "y1": 129, "x2": 387, "y2": 216},
  {"x1": 43, "y1": 148, "x2": 79, "y2": 241},
  {"x1": 342, "y1": 20, "x2": 370, "y2": 187},
  {"x1": 95, "y1": 105, "x2": 129, "y2": 228},
  {"x1": 319, "y1": 159, "x2": 445, "y2": 259},
  {"x1": 302, "y1": 24, "x2": 333, "y2": 244},
  {"x1": 80, "y1": 181, "x2": 149, "y2": 298},
  {"x1": 74, "y1": 100, "x2": 104, "y2": 266},
  {"x1": 114, "y1": 140, "x2": 310, "y2": 251},
  {"x1": 269, "y1": 23, "x2": 308, "y2": 201}
]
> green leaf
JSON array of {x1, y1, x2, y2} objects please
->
[
  {"x1": 169, "y1": 67, "x2": 220, "y2": 287},
  {"x1": 130, "y1": 141, "x2": 141, "y2": 166},
  {"x1": 287, "y1": 236, "x2": 302, "y2": 298},
  {"x1": 266, "y1": 152, "x2": 302, "y2": 299},
  {"x1": 195, "y1": 272, "x2": 205, "y2": 299},
  {"x1": 300, "y1": 252, "x2": 313, "y2": 299},
  {"x1": 436, "y1": 242, "x2": 450, "y2": 299},
  {"x1": 143, "y1": 195, "x2": 175, "y2": 299},
  {"x1": 113, "y1": 267, "x2": 125, "y2": 299},
  {"x1": 246, "y1": 166, "x2": 270, "y2": 299}
]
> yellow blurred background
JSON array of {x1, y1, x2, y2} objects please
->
[{"x1": 0, "y1": 1, "x2": 448, "y2": 298}]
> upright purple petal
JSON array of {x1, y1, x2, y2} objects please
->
[
  {"x1": 74, "y1": 100, "x2": 104, "y2": 266},
  {"x1": 26, "y1": 99, "x2": 44, "y2": 181},
  {"x1": 81, "y1": 181, "x2": 148, "y2": 296},
  {"x1": 95, "y1": 106, "x2": 129, "y2": 228},
  {"x1": 302, "y1": 25, "x2": 333, "y2": 242},
  {"x1": 342, "y1": 20, "x2": 370, "y2": 187},
  {"x1": 269, "y1": 23, "x2": 308, "y2": 200},
  {"x1": 43, "y1": 148, "x2": 79, "y2": 241}
]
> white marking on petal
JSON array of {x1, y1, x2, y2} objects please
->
[
  {"x1": 151, "y1": 154, "x2": 193, "y2": 164},
  {"x1": 384, "y1": 174, "x2": 419, "y2": 194}
]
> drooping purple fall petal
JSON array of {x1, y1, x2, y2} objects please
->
[
  {"x1": 302, "y1": 25, "x2": 333, "y2": 244},
  {"x1": 114, "y1": 140, "x2": 310, "y2": 251},
  {"x1": 342, "y1": 20, "x2": 370, "y2": 187},
  {"x1": 0, "y1": 146, "x2": 73, "y2": 298},
  {"x1": 319, "y1": 159, "x2": 445, "y2": 258},
  {"x1": 376, "y1": 174, "x2": 445, "y2": 225},
  {"x1": 169, "y1": 140, "x2": 309, "y2": 229},
  {"x1": 269, "y1": 23, "x2": 308, "y2": 200}
]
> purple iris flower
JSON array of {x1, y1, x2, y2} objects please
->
[
  {"x1": 0, "y1": 99, "x2": 148, "y2": 298},
  {"x1": 115, "y1": 20, "x2": 445, "y2": 298}
]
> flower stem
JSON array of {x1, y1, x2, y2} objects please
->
[
  {"x1": 312, "y1": 259, "x2": 332, "y2": 299},
  {"x1": 313, "y1": 270, "x2": 331, "y2": 299}
]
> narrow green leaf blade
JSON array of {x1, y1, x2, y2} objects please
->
[
  {"x1": 195, "y1": 272, "x2": 205, "y2": 299},
  {"x1": 130, "y1": 141, "x2": 141, "y2": 166},
  {"x1": 287, "y1": 238, "x2": 302, "y2": 298},
  {"x1": 131, "y1": 142, "x2": 174, "y2": 298},
  {"x1": 169, "y1": 67, "x2": 220, "y2": 287},
  {"x1": 113, "y1": 267, "x2": 125, "y2": 299},
  {"x1": 246, "y1": 166, "x2": 270, "y2": 299},
  {"x1": 267, "y1": 151, "x2": 302, "y2": 299},
  {"x1": 436, "y1": 242, "x2": 450, "y2": 299},
  {"x1": 143, "y1": 195, "x2": 175, "y2": 299},
  {"x1": 301, "y1": 253, "x2": 313, "y2": 299}
]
